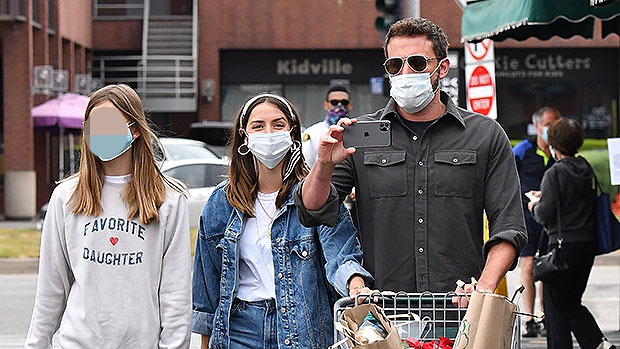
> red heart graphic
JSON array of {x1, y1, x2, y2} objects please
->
[{"x1": 109, "y1": 237, "x2": 119, "y2": 246}]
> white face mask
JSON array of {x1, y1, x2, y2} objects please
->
[
  {"x1": 389, "y1": 61, "x2": 442, "y2": 114},
  {"x1": 246, "y1": 130, "x2": 293, "y2": 169},
  {"x1": 549, "y1": 145, "x2": 557, "y2": 160}
]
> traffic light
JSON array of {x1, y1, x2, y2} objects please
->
[{"x1": 375, "y1": 0, "x2": 402, "y2": 35}]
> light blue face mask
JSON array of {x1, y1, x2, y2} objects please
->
[
  {"x1": 89, "y1": 122, "x2": 135, "y2": 162},
  {"x1": 541, "y1": 126, "x2": 549, "y2": 142}
]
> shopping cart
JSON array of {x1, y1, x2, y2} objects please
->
[{"x1": 332, "y1": 291, "x2": 521, "y2": 348}]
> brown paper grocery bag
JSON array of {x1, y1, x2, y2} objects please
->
[
  {"x1": 453, "y1": 290, "x2": 516, "y2": 349},
  {"x1": 338, "y1": 303, "x2": 402, "y2": 349}
]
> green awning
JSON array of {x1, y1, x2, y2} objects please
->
[{"x1": 461, "y1": 0, "x2": 620, "y2": 42}]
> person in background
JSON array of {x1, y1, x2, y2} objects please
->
[
  {"x1": 528, "y1": 118, "x2": 615, "y2": 349},
  {"x1": 191, "y1": 93, "x2": 372, "y2": 349},
  {"x1": 513, "y1": 106, "x2": 560, "y2": 337},
  {"x1": 302, "y1": 85, "x2": 353, "y2": 167},
  {"x1": 25, "y1": 84, "x2": 191, "y2": 348}
]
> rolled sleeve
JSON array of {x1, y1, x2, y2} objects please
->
[
  {"x1": 333, "y1": 260, "x2": 374, "y2": 297},
  {"x1": 482, "y1": 229, "x2": 527, "y2": 270},
  {"x1": 293, "y1": 178, "x2": 340, "y2": 227},
  {"x1": 191, "y1": 310, "x2": 214, "y2": 336}
]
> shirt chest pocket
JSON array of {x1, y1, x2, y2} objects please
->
[
  {"x1": 291, "y1": 237, "x2": 317, "y2": 260},
  {"x1": 433, "y1": 150, "x2": 477, "y2": 198},
  {"x1": 363, "y1": 151, "x2": 408, "y2": 198}
]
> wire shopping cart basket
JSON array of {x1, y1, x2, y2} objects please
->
[{"x1": 331, "y1": 291, "x2": 521, "y2": 348}]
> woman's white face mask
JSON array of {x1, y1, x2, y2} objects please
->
[
  {"x1": 549, "y1": 145, "x2": 558, "y2": 160},
  {"x1": 245, "y1": 129, "x2": 293, "y2": 169}
]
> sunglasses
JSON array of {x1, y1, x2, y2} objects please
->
[
  {"x1": 383, "y1": 54, "x2": 438, "y2": 75},
  {"x1": 328, "y1": 99, "x2": 350, "y2": 107}
]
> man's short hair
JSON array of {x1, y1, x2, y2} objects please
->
[
  {"x1": 326, "y1": 85, "x2": 350, "y2": 101},
  {"x1": 383, "y1": 17, "x2": 449, "y2": 60},
  {"x1": 548, "y1": 118, "x2": 583, "y2": 156},
  {"x1": 532, "y1": 106, "x2": 561, "y2": 124}
]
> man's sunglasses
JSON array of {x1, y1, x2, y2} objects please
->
[
  {"x1": 328, "y1": 99, "x2": 350, "y2": 107},
  {"x1": 383, "y1": 54, "x2": 438, "y2": 75}
]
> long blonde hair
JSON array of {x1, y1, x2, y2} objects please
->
[
  {"x1": 68, "y1": 84, "x2": 185, "y2": 225},
  {"x1": 226, "y1": 95, "x2": 309, "y2": 217}
]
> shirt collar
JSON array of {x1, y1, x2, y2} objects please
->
[{"x1": 381, "y1": 91, "x2": 466, "y2": 128}]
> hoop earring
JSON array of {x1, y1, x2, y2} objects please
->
[{"x1": 238, "y1": 143, "x2": 250, "y2": 155}]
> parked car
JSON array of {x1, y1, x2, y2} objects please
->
[
  {"x1": 161, "y1": 159, "x2": 229, "y2": 228},
  {"x1": 158, "y1": 137, "x2": 226, "y2": 161}
]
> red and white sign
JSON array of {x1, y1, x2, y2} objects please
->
[
  {"x1": 465, "y1": 39, "x2": 497, "y2": 119},
  {"x1": 467, "y1": 65, "x2": 495, "y2": 116},
  {"x1": 465, "y1": 39, "x2": 494, "y2": 63}
]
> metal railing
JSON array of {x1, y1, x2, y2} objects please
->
[
  {"x1": 92, "y1": 55, "x2": 197, "y2": 99},
  {"x1": 93, "y1": 0, "x2": 144, "y2": 20},
  {"x1": 139, "y1": 0, "x2": 150, "y2": 93},
  {"x1": 0, "y1": 0, "x2": 26, "y2": 20}
]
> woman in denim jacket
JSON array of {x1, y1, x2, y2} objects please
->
[{"x1": 191, "y1": 94, "x2": 373, "y2": 349}]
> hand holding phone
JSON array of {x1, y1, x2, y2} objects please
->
[{"x1": 342, "y1": 120, "x2": 392, "y2": 148}]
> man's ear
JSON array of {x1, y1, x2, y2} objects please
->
[{"x1": 438, "y1": 58, "x2": 451, "y2": 79}]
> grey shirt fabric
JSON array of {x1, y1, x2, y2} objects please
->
[{"x1": 294, "y1": 92, "x2": 526, "y2": 292}]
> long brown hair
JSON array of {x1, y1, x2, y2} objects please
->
[
  {"x1": 68, "y1": 84, "x2": 186, "y2": 225},
  {"x1": 226, "y1": 94, "x2": 309, "y2": 217}
]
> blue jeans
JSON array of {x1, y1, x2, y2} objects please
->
[{"x1": 229, "y1": 299, "x2": 277, "y2": 349}]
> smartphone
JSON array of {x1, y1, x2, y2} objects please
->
[{"x1": 342, "y1": 120, "x2": 392, "y2": 148}]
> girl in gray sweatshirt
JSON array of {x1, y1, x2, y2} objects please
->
[{"x1": 25, "y1": 84, "x2": 191, "y2": 349}]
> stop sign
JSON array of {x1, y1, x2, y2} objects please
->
[{"x1": 467, "y1": 65, "x2": 495, "y2": 116}]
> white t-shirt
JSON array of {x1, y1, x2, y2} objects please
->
[{"x1": 237, "y1": 190, "x2": 279, "y2": 301}]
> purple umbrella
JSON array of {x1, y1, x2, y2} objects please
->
[{"x1": 31, "y1": 93, "x2": 89, "y2": 129}]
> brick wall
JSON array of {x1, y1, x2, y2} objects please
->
[{"x1": 197, "y1": 0, "x2": 385, "y2": 121}]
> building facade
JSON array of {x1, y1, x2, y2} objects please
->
[
  {"x1": 1, "y1": 0, "x2": 618, "y2": 217},
  {"x1": 0, "y1": 0, "x2": 91, "y2": 218}
]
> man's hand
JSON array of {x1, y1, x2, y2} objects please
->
[{"x1": 315, "y1": 118, "x2": 357, "y2": 166}]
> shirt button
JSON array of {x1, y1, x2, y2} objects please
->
[
  {"x1": 302, "y1": 250, "x2": 308, "y2": 257},
  {"x1": 381, "y1": 158, "x2": 387, "y2": 164},
  {"x1": 413, "y1": 135, "x2": 418, "y2": 141},
  {"x1": 418, "y1": 161, "x2": 424, "y2": 167},
  {"x1": 277, "y1": 272, "x2": 283, "y2": 279},
  {"x1": 281, "y1": 307, "x2": 287, "y2": 314},
  {"x1": 418, "y1": 189, "x2": 423, "y2": 195},
  {"x1": 453, "y1": 158, "x2": 458, "y2": 163},
  {"x1": 418, "y1": 247, "x2": 424, "y2": 253},
  {"x1": 276, "y1": 238, "x2": 281, "y2": 243},
  {"x1": 418, "y1": 218, "x2": 424, "y2": 224},
  {"x1": 284, "y1": 338, "x2": 291, "y2": 346}
]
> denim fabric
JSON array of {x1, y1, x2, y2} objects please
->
[
  {"x1": 229, "y1": 299, "x2": 277, "y2": 349},
  {"x1": 191, "y1": 181, "x2": 372, "y2": 349}
]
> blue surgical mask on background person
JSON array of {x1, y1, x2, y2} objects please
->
[
  {"x1": 326, "y1": 106, "x2": 348, "y2": 126},
  {"x1": 89, "y1": 122, "x2": 135, "y2": 162},
  {"x1": 246, "y1": 130, "x2": 293, "y2": 169},
  {"x1": 542, "y1": 126, "x2": 549, "y2": 142},
  {"x1": 389, "y1": 61, "x2": 442, "y2": 114}
]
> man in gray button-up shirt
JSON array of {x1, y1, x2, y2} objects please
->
[{"x1": 293, "y1": 17, "x2": 526, "y2": 294}]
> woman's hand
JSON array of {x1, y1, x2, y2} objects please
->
[{"x1": 348, "y1": 275, "x2": 371, "y2": 298}]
